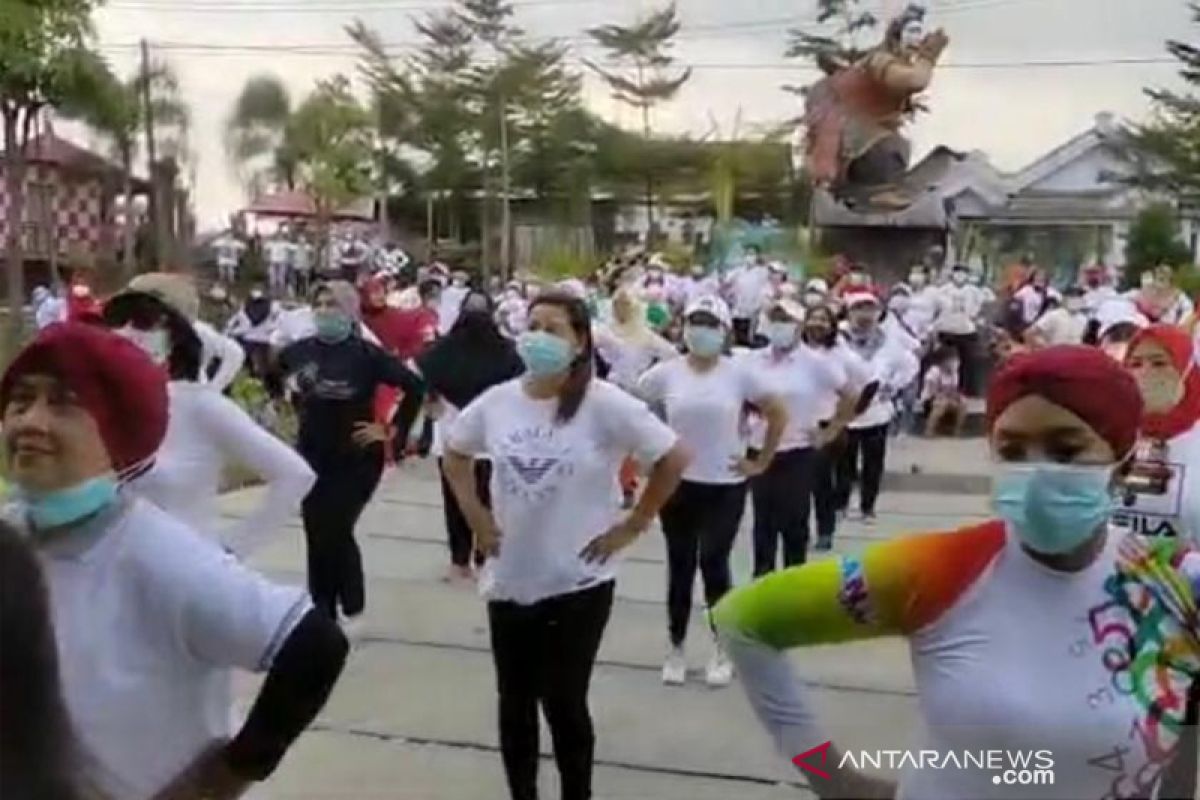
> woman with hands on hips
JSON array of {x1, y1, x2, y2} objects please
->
[{"x1": 442, "y1": 291, "x2": 689, "y2": 800}]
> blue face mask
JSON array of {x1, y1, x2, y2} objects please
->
[
  {"x1": 315, "y1": 310, "x2": 353, "y2": 343},
  {"x1": 992, "y1": 463, "x2": 1113, "y2": 555},
  {"x1": 684, "y1": 325, "x2": 725, "y2": 357},
  {"x1": 18, "y1": 476, "x2": 119, "y2": 531},
  {"x1": 517, "y1": 331, "x2": 574, "y2": 377}
]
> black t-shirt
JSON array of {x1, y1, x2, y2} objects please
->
[{"x1": 279, "y1": 335, "x2": 424, "y2": 457}]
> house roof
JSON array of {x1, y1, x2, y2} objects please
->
[
  {"x1": 1008, "y1": 112, "x2": 1126, "y2": 194},
  {"x1": 242, "y1": 189, "x2": 373, "y2": 221},
  {"x1": 6, "y1": 133, "x2": 118, "y2": 174}
]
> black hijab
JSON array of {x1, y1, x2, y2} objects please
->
[{"x1": 416, "y1": 291, "x2": 524, "y2": 409}]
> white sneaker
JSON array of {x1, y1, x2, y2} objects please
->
[
  {"x1": 340, "y1": 614, "x2": 367, "y2": 642},
  {"x1": 661, "y1": 647, "x2": 687, "y2": 686},
  {"x1": 705, "y1": 645, "x2": 734, "y2": 687}
]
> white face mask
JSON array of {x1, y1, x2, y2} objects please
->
[
  {"x1": 951, "y1": 271, "x2": 968, "y2": 286},
  {"x1": 804, "y1": 291, "x2": 825, "y2": 309},
  {"x1": 1141, "y1": 273, "x2": 1158, "y2": 290},
  {"x1": 117, "y1": 326, "x2": 170, "y2": 365},
  {"x1": 1138, "y1": 372, "x2": 1184, "y2": 413},
  {"x1": 909, "y1": 273, "x2": 926, "y2": 288},
  {"x1": 764, "y1": 321, "x2": 799, "y2": 350}
]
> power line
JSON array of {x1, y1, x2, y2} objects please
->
[{"x1": 97, "y1": 41, "x2": 1177, "y2": 72}]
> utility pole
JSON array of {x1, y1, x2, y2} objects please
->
[
  {"x1": 140, "y1": 39, "x2": 164, "y2": 267},
  {"x1": 498, "y1": 92, "x2": 512, "y2": 282},
  {"x1": 376, "y1": 100, "x2": 389, "y2": 241}
]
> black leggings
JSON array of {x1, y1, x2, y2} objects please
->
[
  {"x1": 301, "y1": 449, "x2": 384, "y2": 619},
  {"x1": 812, "y1": 439, "x2": 841, "y2": 541},
  {"x1": 938, "y1": 331, "x2": 980, "y2": 397},
  {"x1": 488, "y1": 581, "x2": 615, "y2": 800},
  {"x1": 659, "y1": 480, "x2": 747, "y2": 647},
  {"x1": 438, "y1": 458, "x2": 491, "y2": 568},
  {"x1": 750, "y1": 447, "x2": 816, "y2": 576},
  {"x1": 834, "y1": 424, "x2": 889, "y2": 516}
]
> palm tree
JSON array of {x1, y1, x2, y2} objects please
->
[
  {"x1": 60, "y1": 53, "x2": 190, "y2": 277},
  {"x1": 224, "y1": 74, "x2": 298, "y2": 196}
]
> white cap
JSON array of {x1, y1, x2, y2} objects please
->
[
  {"x1": 770, "y1": 297, "x2": 806, "y2": 322},
  {"x1": 684, "y1": 295, "x2": 732, "y2": 327},
  {"x1": 805, "y1": 277, "x2": 829, "y2": 294},
  {"x1": 1096, "y1": 298, "x2": 1149, "y2": 337}
]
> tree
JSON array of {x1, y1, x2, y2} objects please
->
[
  {"x1": 1124, "y1": 204, "x2": 1193, "y2": 286},
  {"x1": 586, "y1": 3, "x2": 692, "y2": 239},
  {"x1": 287, "y1": 75, "x2": 373, "y2": 268},
  {"x1": 1124, "y1": 1, "x2": 1200, "y2": 197},
  {"x1": 784, "y1": 0, "x2": 877, "y2": 80},
  {"x1": 0, "y1": 0, "x2": 100, "y2": 349},
  {"x1": 60, "y1": 53, "x2": 190, "y2": 277},
  {"x1": 224, "y1": 74, "x2": 297, "y2": 196}
]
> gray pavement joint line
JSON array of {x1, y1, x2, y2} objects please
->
[
  {"x1": 355, "y1": 634, "x2": 917, "y2": 698},
  {"x1": 306, "y1": 722, "x2": 812, "y2": 793}
]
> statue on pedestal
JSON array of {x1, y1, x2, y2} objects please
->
[{"x1": 803, "y1": 4, "x2": 949, "y2": 211}]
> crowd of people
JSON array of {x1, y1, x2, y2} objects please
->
[{"x1": 4, "y1": 239, "x2": 1200, "y2": 800}]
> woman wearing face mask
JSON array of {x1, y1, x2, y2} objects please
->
[
  {"x1": 1129, "y1": 266, "x2": 1195, "y2": 326},
  {"x1": 799, "y1": 305, "x2": 871, "y2": 551},
  {"x1": 835, "y1": 293, "x2": 919, "y2": 523},
  {"x1": 225, "y1": 287, "x2": 279, "y2": 381},
  {"x1": 933, "y1": 264, "x2": 985, "y2": 396},
  {"x1": 417, "y1": 291, "x2": 525, "y2": 583},
  {"x1": 1116, "y1": 325, "x2": 1200, "y2": 542},
  {"x1": 637, "y1": 295, "x2": 788, "y2": 687},
  {"x1": 1, "y1": 323, "x2": 348, "y2": 800},
  {"x1": 715, "y1": 345, "x2": 1200, "y2": 800},
  {"x1": 278, "y1": 281, "x2": 425, "y2": 627},
  {"x1": 743, "y1": 299, "x2": 859, "y2": 576},
  {"x1": 443, "y1": 292, "x2": 689, "y2": 800},
  {"x1": 103, "y1": 283, "x2": 315, "y2": 558},
  {"x1": 1028, "y1": 285, "x2": 1089, "y2": 348}
]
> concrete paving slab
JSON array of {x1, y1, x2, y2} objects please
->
[{"x1": 267, "y1": 730, "x2": 812, "y2": 800}]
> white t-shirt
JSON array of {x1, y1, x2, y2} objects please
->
[
  {"x1": 448, "y1": 379, "x2": 677, "y2": 605},
  {"x1": 728, "y1": 264, "x2": 770, "y2": 319},
  {"x1": 1033, "y1": 307, "x2": 1088, "y2": 346},
  {"x1": 903, "y1": 286, "x2": 939, "y2": 340},
  {"x1": 840, "y1": 331, "x2": 920, "y2": 429},
  {"x1": 1015, "y1": 284, "x2": 1052, "y2": 326},
  {"x1": 934, "y1": 285, "x2": 985, "y2": 336},
  {"x1": 36, "y1": 498, "x2": 309, "y2": 800},
  {"x1": 739, "y1": 345, "x2": 850, "y2": 451},
  {"x1": 131, "y1": 382, "x2": 315, "y2": 558},
  {"x1": 638, "y1": 357, "x2": 772, "y2": 484},
  {"x1": 439, "y1": 285, "x2": 470, "y2": 335},
  {"x1": 1112, "y1": 424, "x2": 1200, "y2": 542},
  {"x1": 264, "y1": 239, "x2": 291, "y2": 268},
  {"x1": 593, "y1": 327, "x2": 679, "y2": 392},
  {"x1": 35, "y1": 295, "x2": 67, "y2": 329},
  {"x1": 213, "y1": 236, "x2": 245, "y2": 268},
  {"x1": 226, "y1": 303, "x2": 280, "y2": 345}
]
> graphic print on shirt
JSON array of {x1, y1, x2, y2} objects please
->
[
  {"x1": 1079, "y1": 535, "x2": 1200, "y2": 798},
  {"x1": 1113, "y1": 440, "x2": 1186, "y2": 539},
  {"x1": 496, "y1": 424, "x2": 576, "y2": 505}
]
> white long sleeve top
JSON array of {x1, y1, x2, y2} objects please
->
[
  {"x1": 130, "y1": 382, "x2": 315, "y2": 558},
  {"x1": 194, "y1": 320, "x2": 245, "y2": 392}
]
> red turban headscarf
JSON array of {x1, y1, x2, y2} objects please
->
[
  {"x1": 1124, "y1": 325, "x2": 1200, "y2": 441},
  {"x1": 0, "y1": 323, "x2": 168, "y2": 476},
  {"x1": 987, "y1": 345, "x2": 1143, "y2": 457}
]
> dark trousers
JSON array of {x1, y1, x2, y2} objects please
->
[
  {"x1": 812, "y1": 442, "x2": 841, "y2": 541},
  {"x1": 937, "y1": 331, "x2": 979, "y2": 397},
  {"x1": 488, "y1": 581, "x2": 615, "y2": 800},
  {"x1": 834, "y1": 424, "x2": 889, "y2": 516},
  {"x1": 659, "y1": 480, "x2": 747, "y2": 647},
  {"x1": 750, "y1": 447, "x2": 816, "y2": 576},
  {"x1": 732, "y1": 317, "x2": 753, "y2": 348},
  {"x1": 438, "y1": 458, "x2": 491, "y2": 567},
  {"x1": 301, "y1": 449, "x2": 384, "y2": 619}
]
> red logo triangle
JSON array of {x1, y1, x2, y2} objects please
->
[{"x1": 791, "y1": 740, "x2": 832, "y2": 780}]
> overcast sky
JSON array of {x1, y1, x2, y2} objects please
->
[{"x1": 87, "y1": 0, "x2": 1192, "y2": 227}]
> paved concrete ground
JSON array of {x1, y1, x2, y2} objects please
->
[{"x1": 225, "y1": 439, "x2": 993, "y2": 799}]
